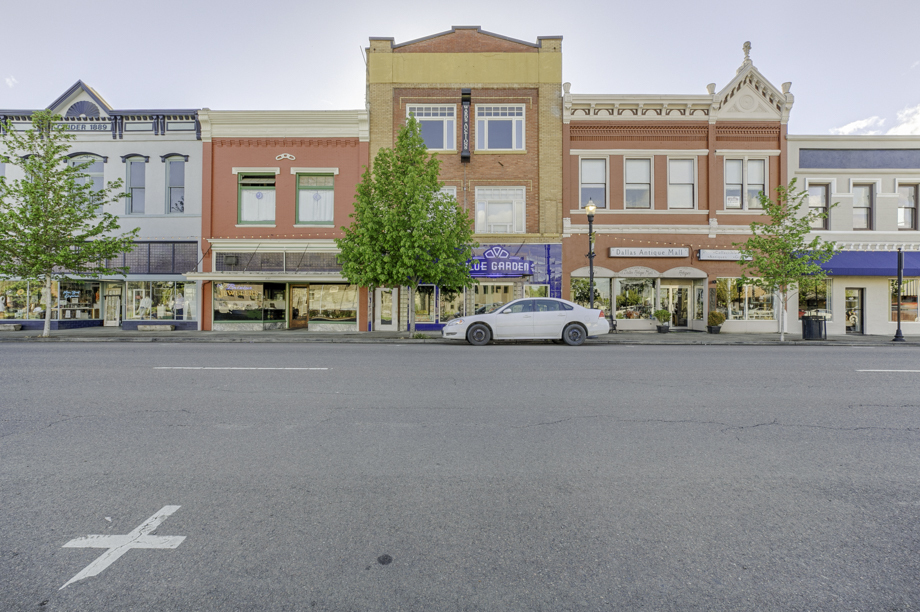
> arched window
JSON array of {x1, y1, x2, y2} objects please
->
[
  {"x1": 121, "y1": 154, "x2": 149, "y2": 214},
  {"x1": 161, "y1": 154, "x2": 188, "y2": 214},
  {"x1": 67, "y1": 153, "x2": 106, "y2": 192}
]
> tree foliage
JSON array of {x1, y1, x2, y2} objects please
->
[
  {"x1": 336, "y1": 117, "x2": 477, "y2": 331},
  {"x1": 734, "y1": 179, "x2": 837, "y2": 341},
  {"x1": 0, "y1": 110, "x2": 140, "y2": 336}
]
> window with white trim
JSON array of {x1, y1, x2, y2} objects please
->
[
  {"x1": 476, "y1": 105, "x2": 525, "y2": 151},
  {"x1": 625, "y1": 158, "x2": 651, "y2": 209},
  {"x1": 725, "y1": 158, "x2": 766, "y2": 209},
  {"x1": 296, "y1": 174, "x2": 334, "y2": 225},
  {"x1": 807, "y1": 184, "x2": 829, "y2": 230},
  {"x1": 126, "y1": 157, "x2": 146, "y2": 214},
  {"x1": 70, "y1": 156, "x2": 104, "y2": 193},
  {"x1": 580, "y1": 159, "x2": 606, "y2": 208},
  {"x1": 475, "y1": 187, "x2": 526, "y2": 233},
  {"x1": 238, "y1": 173, "x2": 276, "y2": 224},
  {"x1": 407, "y1": 105, "x2": 455, "y2": 151},
  {"x1": 853, "y1": 184, "x2": 873, "y2": 230},
  {"x1": 668, "y1": 159, "x2": 695, "y2": 209},
  {"x1": 898, "y1": 184, "x2": 918, "y2": 230},
  {"x1": 166, "y1": 157, "x2": 185, "y2": 214}
]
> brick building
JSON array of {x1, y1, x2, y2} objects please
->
[
  {"x1": 562, "y1": 43, "x2": 795, "y2": 332},
  {"x1": 366, "y1": 27, "x2": 564, "y2": 330}
]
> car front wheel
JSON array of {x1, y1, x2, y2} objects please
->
[
  {"x1": 562, "y1": 323, "x2": 586, "y2": 346},
  {"x1": 467, "y1": 324, "x2": 492, "y2": 346}
]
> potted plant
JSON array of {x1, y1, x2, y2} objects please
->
[
  {"x1": 707, "y1": 311, "x2": 726, "y2": 334},
  {"x1": 653, "y1": 309, "x2": 672, "y2": 333}
]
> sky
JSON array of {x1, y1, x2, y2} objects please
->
[{"x1": 2, "y1": 0, "x2": 919, "y2": 136}]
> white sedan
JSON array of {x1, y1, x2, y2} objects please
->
[{"x1": 441, "y1": 298, "x2": 610, "y2": 346}]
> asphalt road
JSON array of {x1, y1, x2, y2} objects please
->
[{"x1": 2, "y1": 343, "x2": 918, "y2": 611}]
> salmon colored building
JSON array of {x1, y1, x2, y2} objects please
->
[
  {"x1": 562, "y1": 43, "x2": 795, "y2": 332},
  {"x1": 189, "y1": 110, "x2": 370, "y2": 331}
]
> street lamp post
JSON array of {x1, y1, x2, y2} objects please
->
[
  {"x1": 894, "y1": 247, "x2": 905, "y2": 342},
  {"x1": 586, "y1": 200, "x2": 597, "y2": 310}
]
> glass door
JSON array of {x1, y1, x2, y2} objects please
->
[
  {"x1": 375, "y1": 288, "x2": 398, "y2": 331},
  {"x1": 104, "y1": 285, "x2": 122, "y2": 327},
  {"x1": 290, "y1": 286, "x2": 310, "y2": 329},
  {"x1": 661, "y1": 285, "x2": 690, "y2": 327},
  {"x1": 845, "y1": 288, "x2": 864, "y2": 334}
]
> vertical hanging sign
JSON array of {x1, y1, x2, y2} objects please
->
[{"x1": 461, "y1": 89, "x2": 471, "y2": 162}]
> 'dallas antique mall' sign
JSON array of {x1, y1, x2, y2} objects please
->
[{"x1": 608, "y1": 247, "x2": 689, "y2": 258}]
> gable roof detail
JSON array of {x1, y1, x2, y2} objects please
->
[
  {"x1": 374, "y1": 26, "x2": 557, "y2": 53},
  {"x1": 713, "y1": 42, "x2": 794, "y2": 123},
  {"x1": 47, "y1": 80, "x2": 113, "y2": 115}
]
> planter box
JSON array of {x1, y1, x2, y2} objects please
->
[
  {"x1": 707, "y1": 325, "x2": 722, "y2": 334},
  {"x1": 656, "y1": 325, "x2": 670, "y2": 333},
  {"x1": 137, "y1": 325, "x2": 175, "y2": 331},
  {"x1": 0, "y1": 324, "x2": 23, "y2": 331}
]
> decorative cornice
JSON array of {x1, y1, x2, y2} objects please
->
[
  {"x1": 570, "y1": 124, "x2": 709, "y2": 142},
  {"x1": 215, "y1": 138, "x2": 359, "y2": 148},
  {"x1": 198, "y1": 109, "x2": 369, "y2": 142}
]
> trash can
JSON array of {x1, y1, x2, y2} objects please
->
[{"x1": 801, "y1": 315, "x2": 826, "y2": 340}]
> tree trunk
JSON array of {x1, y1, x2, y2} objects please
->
[
  {"x1": 368, "y1": 286, "x2": 375, "y2": 332},
  {"x1": 779, "y1": 289, "x2": 786, "y2": 342},
  {"x1": 42, "y1": 274, "x2": 52, "y2": 338},
  {"x1": 408, "y1": 284, "x2": 416, "y2": 334}
]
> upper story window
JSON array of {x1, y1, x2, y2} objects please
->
[
  {"x1": 165, "y1": 157, "x2": 185, "y2": 214},
  {"x1": 124, "y1": 156, "x2": 148, "y2": 214},
  {"x1": 69, "y1": 155, "x2": 105, "y2": 193},
  {"x1": 407, "y1": 105, "x2": 455, "y2": 151},
  {"x1": 580, "y1": 159, "x2": 606, "y2": 208},
  {"x1": 668, "y1": 159, "x2": 695, "y2": 209},
  {"x1": 296, "y1": 174, "x2": 335, "y2": 225},
  {"x1": 725, "y1": 159, "x2": 766, "y2": 209},
  {"x1": 475, "y1": 186, "x2": 526, "y2": 233},
  {"x1": 898, "y1": 184, "x2": 918, "y2": 230},
  {"x1": 625, "y1": 158, "x2": 651, "y2": 209},
  {"x1": 853, "y1": 184, "x2": 873, "y2": 230},
  {"x1": 238, "y1": 173, "x2": 276, "y2": 224},
  {"x1": 476, "y1": 105, "x2": 525, "y2": 151},
  {"x1": 807, "y1": 184, "x2": 829, "y2": 230}
]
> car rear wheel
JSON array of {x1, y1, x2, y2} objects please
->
[
  {"x1": 562, "y1": 323, "x2": 586, "y2": 346},
  {"x1": 467, "y1": 324, "x2": 492, "y2": 346}
]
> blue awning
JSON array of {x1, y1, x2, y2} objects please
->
[{"x1": 822, "y1": 251, "x2": 920, "y2": 276}]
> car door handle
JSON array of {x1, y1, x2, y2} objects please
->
[{"x1": 523, "y1": 315, "x2": 532, "y2": 318}]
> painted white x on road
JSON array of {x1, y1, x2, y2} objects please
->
[{"x1": 60, "y1": 506, "x2": 185, "y2": 590}]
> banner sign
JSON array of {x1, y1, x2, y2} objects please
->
[
  {"x1": 697, "y1": 249, "x2": 750, "y2": 261},
  {"x1": 608, "y1": 247, "x2": 689, "y2": 258},
  {"x1": 470, "y1": 246, "x2": 533, "y2": 277},
  {"x1": 460, "y1": 89, "x2": 471, "y2": 162}
]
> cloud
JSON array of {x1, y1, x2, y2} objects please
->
[
  {"x1": 886, "y1": 104, "x2": 920, "y2": 135},
  {"x1": 830, "y1": 116, "x2": 885, "y2": 135},
  {"x1": 911, "y1": 60, "x2": 920, "y2": 70},
  {"x1": 5, "y1": 76, "x2": 18, "y2": 88}
]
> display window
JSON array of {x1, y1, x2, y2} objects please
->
[
  {"x1": 614, "y1": 278, "x2": 654, "y2": 320},
  {"x1": 798, "y1": 279, "x2": 832, "y2": 320},
  {"x1": 128, "y1": 281, "x2": 197, "y2": 321},
  {"x1": 59, "y1": 281, "x2": 100, "y2": 320},
  {"x1": 308, "y1": 284, "x2": 358, "y2": 325},
  {"x1": 473, "y1": 283, "x2": 512, "y2": 314},
  {"x1": 439, "y1": 288, "x2": 465, "y2": 321},
  {"x1": 0, "y1": 280, "x2": 62, "y2": 320},
  {"x1": 890, "y1": 279, "x2": 918, "y2": 322},
  {"x1": 715, "y1": 278, "x2": 776, "y2": 321},
  {"x1": 415, "y1": 285, "x2": 436, "y2": 323},
  {"x1": 213, "y1": 282, "x2": 263, "y2": 321}
]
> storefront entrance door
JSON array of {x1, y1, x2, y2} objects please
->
[
  {"x1": 845, "y1": 288, "x2": 864, "y2": 334},
  {"x1": 375, "y1": 288, "x2": 398, "y2": 331},
  {"x1": 104, "y1": 286, "x2": 122, "y2": 327},
  {"x1": 290, "y1": 286, "x2": 310, "y2": 329},
  {"x1": 661, "y1": 286, "x2": 690, "y2": 327}
]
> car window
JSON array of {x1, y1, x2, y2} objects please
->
[
  {"x1": 502, "y1": 300, "x2": 534, "y2": 314},
  {"x1": 560, "y1": 301, "x2": 574, "y2": 311},
  {"x1": 535, "y1": 299, "x2": 560, "y2": 312}
]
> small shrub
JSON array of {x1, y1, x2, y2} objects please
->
[
  {"x1": 412, "y1": 332, "x2": 429, "y2": 339},
  {"x1": 653, "y1": 309, "x2": 672, "y2": 324},
  {"x1": 708, "y1": 311, "x2": 726, "y2": 327}
]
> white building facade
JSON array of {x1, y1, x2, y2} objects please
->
[{"x1": 0, "y1": 81, "x2": 203, "y2": 329}]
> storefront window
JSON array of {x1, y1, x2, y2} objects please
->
[
  {"x1": 213, "y1": 282, "x2": 263, "y2": 321},
  {"x1": 799, "y1": 278, "x2": 831, "y2": 320},
  {"x1": 309, "y1": 284, "x2": 357, "y2": 325},
  {"x1": 128, "y1": 281, "x2": 196, "y2": 320},
  {"x1": 415, "y1": 285, "x2": 435, "y2": 323},
  {"x1": 890, "y1": 278, "x2": 919, "y2": 322},
  {"x1": 694, "y1": 282, "x2": 704, "y2": 320},
  {"x1": 716, "y1": 278, "x2": 776, "y2": 321},
  {"x1": 613, "y1": 278, "x2": 654, "y2": 320},
  {"x1": 571, "y1": 278, "x2": 611, "y2": 311},
  {"x1": 263, "y1": 283, "x2": 286, "y2": 321},
  {"x1": 524, "y1": 285, "x2": 549, "y2": 298},
  {"x1": 474, "y1": 283, "x2": 512, "y2": 314},
  {"x1": 439, "y1": 288, "x2": 465, "y2": 321},
  {"x1": 59, "y1": 281, "x2": 100, "y2": 320},
  {"x1": 0, "y1": 280, "x2": 32, "y2": 320}
]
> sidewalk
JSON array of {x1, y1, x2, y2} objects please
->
[{"x1": 0, "y1": 326, "x2": 916, "y2": 346}]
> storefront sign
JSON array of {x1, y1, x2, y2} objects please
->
[
  {"x1": 697, "y1": 249, "x2": 749, "y2": 261},
  {"x1": 460, "y1": 89, "x2": 471, "y2": 161},
  {"x1": 608, "y1": 247, "x2": 689, "y2": 258},
  {"x1": 222, "y1": 283, "x2": 254, "y2": 291},
  {"x1": 62, "y1": 123, "x2": 110, "y2": 131},
  {"x1": 470, "y1": 246, "x2": 533, "y2": 277}
]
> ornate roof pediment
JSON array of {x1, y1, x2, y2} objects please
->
[
  {"x1": 712, "y1": 43, "x2": 793, "y2": 123},
  {"x1": 47, "y1": 80, "x2": 113, "y2": 119}
]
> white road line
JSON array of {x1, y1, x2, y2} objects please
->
[
  {"x1": 61, "y1": 505, "x2": 185, "y2": 590},
  {"x1": 857, "y1": 369, "x2": 920, "y2": 372},
  {"x1": 153, "y1": 367, "x2": 328, "y2": 370}
]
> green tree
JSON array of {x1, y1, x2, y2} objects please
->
[
  {"x1": 734, "y1": 179, "x2": 837, "y2": 341},
  {"x1": 0, "y1": 110, "x2": 139, "y2": 337},
  {"x1": 336, "y1": 117, "x2": 477, "y2": 332}
]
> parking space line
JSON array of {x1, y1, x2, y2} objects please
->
[{"x1": 857, "y1": 370, "x2": 920, "y2": 372}]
